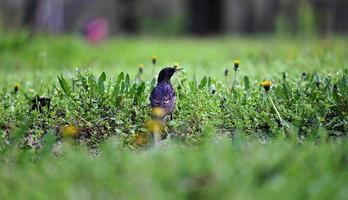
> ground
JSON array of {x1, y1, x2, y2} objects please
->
[{"x1": 0, "y1": 33, "x2": 348, "y2": 199}]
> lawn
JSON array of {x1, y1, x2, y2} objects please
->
[
  {"x1": 0, "y1": 33, "x2": 348, "y2": 199},
  {"x1": 1, "y1": 33, "x2": 347, "y2": 84}
]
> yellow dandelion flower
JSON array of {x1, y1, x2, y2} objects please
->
[
  {"x1": 151, "y1": 107, "x2": 166, "y2": 118},
  {"x1": 152, "y1": 55, "x2": 157, "y2": 65},
  {"x1": 260, "y1": 80, "x2": 272, "y2": 92},
  {"x1": 147, "y1": 120, "x2": 164, "y2": 134},
  {"x1": 14, "y1": 83, "x2": 20, "y2": 93},
  {"x1": 173, "y1": 63, "x2": 180, "y2": 70},
  {"x1": 61, "y1": 124, "x2": 78, "y2": 138},
  {"x1": 233, "y1": 59, "x2": 240, "y2": 71}
]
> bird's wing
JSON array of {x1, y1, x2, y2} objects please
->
[
  {"x1": 150, "y1": 84, "x2": 176, "y2": 113},
  {"x1": 150, "y1": 86, "x2": 163, "y2": 107}
]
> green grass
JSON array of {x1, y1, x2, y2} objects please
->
[
  {"x1": 1, "y1": 32, "x2": 347, "y2": 85},
  {"x1": 1, "y1": 33, "x2": 348, "y2": 199},
  {"x1": 1, "y1": 137, "x2": 348, "y2": 199}
]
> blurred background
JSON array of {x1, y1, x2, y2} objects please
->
[
  {"x1": 0, "y1": 0, "x2": 347, "y2": 86},
  {"x1": 0, "y1": 0, "x2": 348, "y2": 37}
]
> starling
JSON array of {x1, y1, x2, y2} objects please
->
[{"x1": 150, "y1": 67, "x2": 181, "y2": 122}]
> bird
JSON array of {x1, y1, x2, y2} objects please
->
[{"x1": 150, "y1": 67, "x2": 182, "y2": 122}]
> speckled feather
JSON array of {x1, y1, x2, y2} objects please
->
[{"x1": 150, "y1": 82, "x2": 176, "y2": 115}]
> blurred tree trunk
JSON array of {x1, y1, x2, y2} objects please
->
[
  {"x1": 333, "y1": 0, "x2": 348, "y2": 33},
  {"x1": 312, "y1": 0, "x2": 334, "y2": 36},
  {"x1": 118, "y1": 0, "x2": 138, "y2": 33},
  {"x1": 223, "y1": 0, "x2": 278, "y2": 34},
  {"x1": 188, "y1": 0, "x2": 222, "y2": 35},
  {"x1": 223, "y1": 0, "x2": 244, "y2": 34},
  {"x1": 22, "y1": 0, "x2": 38, "y2": 29},
  {"x1": 1, "y1": 0, "x2": 348, "y2": 35},
  {"x1": 253, "y1": 0, "x2": 279, "y2": 32},
  {"x1": 35, "y1": 0, "x2": 64, "y2": 33},
  {"x1": 280, "y1": 0, "x2": 299, "y2": 35}
]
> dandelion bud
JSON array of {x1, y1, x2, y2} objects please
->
[
  {"x1": 260, "y1": 80, "x2": 272, "y2": 92},
  {"x1": 173, "y1": 63, "x2": 180, "y2": 70},
  {"x1": 314, "y1": 73, "x2": 320, "y2": 88},
  {"x1": 210, "y1": 84, "x2": 216, "y2": 95},
  {"x1": 224, "y1": 69, "x2": 229, "y2": 76},
  {"x1": 301, "y1": 72, "x2": 307, "y2": 79},
  {"x1": 333, "y1": 84, "x2": 338, "y2": 93},
  {"x1": 14, "y1": 83, "x2": 20, "y2": 93},
  {"x1": 234, "y1": 59, "x2": 240, "y2": 71},
  {"x1": 152, "y1": 55, "x2": 157, "y2": 65},
  {"x1": 139, "y1": 64, "x2": 144, "y2": 74}
]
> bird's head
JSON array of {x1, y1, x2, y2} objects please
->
[{"x1": 157, "y1": 67, "x2": 182, "y2": 83}]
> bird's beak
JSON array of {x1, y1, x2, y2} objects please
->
[{"x1": 175, "y1": 68, "x2": 183, "y2": 72}]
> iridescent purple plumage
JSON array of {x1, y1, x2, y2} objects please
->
[
  {"x1": 150, "y1": 67, "x2": 180, "y2": 120},
  {"x1": 150, "y1": 82, "x2": 176, "y2": 115}
]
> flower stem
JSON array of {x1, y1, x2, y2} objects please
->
[
  {"x1": 267, "y1": 94, "x2": 289, "y2": 129},
  {"x1": 152, "y1": 64, "x2": 156, "y2": 78},
  {"x1": 225, "y1": 76, "x2": 230, "y2": 91},
  {"x1": 231, "y1": 70, "x2": 237, "y2": 92},
  {"x1": 153, "y1": 132, "x2": 161, "y2": 148}
]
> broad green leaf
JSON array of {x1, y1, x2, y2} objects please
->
[
  {"x1": 58, "y1": 74, "x2": 72, "y2": 98},
  {"x1": 199, "y1": 76, "x2": 207, "y2": 89},
  {"x1": 117, "y1": 72, "x2": 124, "y2": 82},
  {"x1": 125, "y1": 74, "x2": 130, "y2": 89},
  {"x1": 134, "y1": 82, "x2": 145, "y2": 105},
  {"x1": 77, "y1": 70, "x2": 88, "y2": 91},
  {"x1": 111, "y1": 72, "x2": 125, "y2": 101},
  {"x1": 129, "y1": 83, "x2": 137, "y2": 97},
  {"x1": 98, "y1": 72, "x2": 106, "y2": 93}
]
